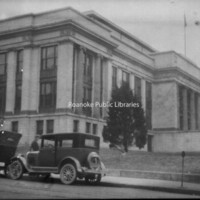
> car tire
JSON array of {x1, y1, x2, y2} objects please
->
[
  {"x1": 85, "y1": 174, "x2": 101, "y2": 185},
  {"x1": 8, "y1": 160, "x2": 24, "y2": 180},
  {"x1": 60, "y1": 163, "x2": 77, "y2": 185}
]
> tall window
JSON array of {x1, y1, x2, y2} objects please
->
[
  {"x1": 41, "y1": 46, "x2": 57, "y2": 70},
  {"x1": 178, "y1": 85, "x2": 184, "y2": 130},
  {"x1": 83, "y1": 51, "x2": 93, "y2": 116},
  {"x1": 86, "y1": 122, "x2": 91, "y2": 134},
  {"x1": 195, "y1": 93, "x2": 199, "y2": 130},
  {"x1": 0, "y1": 86, "x2": 6, "y2": 115},
  {"x1": 46, "y1": 120, "x2": 54, "y2": 134},
  {"x1": 73, "y1": 120, "x2": 79, "y2": 132},
  {"x1": 12, "y1": 121, "x2": 18, "y2": 133},
  {"x1": 83, "y1": 53, "x2": 93, "y2": 79},
  {"x1": 92, "y1": 124, "x2": 97, "y2": 135},
  {"x1": 135, "y1": 76, "x2": 141, "y2": 102},
  {"x1": 122, "y1": 71, "x2": 129, "y2": 86},
  {"x1": 187, "y1": 90, "x2": 191, "y2": 130},
  {"x1": 0, "y1": 53, "x2": 6, "y2": 75},
  {"x1": 36, "y1": 120, "x2": 44, "y2": 135},
  {"x1": 146, "y1": 82, "x2": 152, "y2": 130},
  {"x1": 40, "y1": 82, "x2": 56, "y2": 111},
  {"x1": 100, "y1": 59, "x2": 103, "y2": 117},
  {"x1": 112, "y1": 66, "x2": 117, "y2": 90},
  {"x1": 16, "y1": 50, "x2": 23, "y2": 74},
  {"x1": 15, "y1": 84, "x2": 22, "y2": 112}
]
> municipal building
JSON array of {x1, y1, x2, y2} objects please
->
[{"x1": 0, "y1": 7, "x2": 200, "y2": 152}]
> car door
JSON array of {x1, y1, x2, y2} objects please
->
[{"x1": 38, "y1": 138, "x2": 56, "y2": 167}]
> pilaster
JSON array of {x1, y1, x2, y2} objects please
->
[
  {"x1": 5, "y1": 51, "x2": 16, "y2": 114},
  {"x1": 141, "y1": 79, "x2": 146, "y2": 111},
  {"x1": 57, "y1": 41, "x2": 74, "y2": 110},
  {"x1": 74, "y1": 46, "x2": 84, "y2": 114},
  {"x1": 21, "y1": 47, "x2": 32, "y2": 112},
  {"x1": 93, "y1": 54, "x2": 101, "y2": 118}
]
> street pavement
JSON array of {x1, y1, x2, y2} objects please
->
[
  {"x1": 50, "y1": 172, "x2": 200, "y2": 196},
  {"x1": 1, "y1": 169, "x2": 200, "y2": 196}
]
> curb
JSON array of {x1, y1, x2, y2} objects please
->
[
  {"x1": 103, "y1": 179, "x2": 200, "y2": 196},
  {"x1": 106, "y1": 168, "x2": 200, "y2": 184}
]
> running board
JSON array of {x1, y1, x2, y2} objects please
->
[{"x1": 28, "y1": 166, "x2": 58, "y2": 173}]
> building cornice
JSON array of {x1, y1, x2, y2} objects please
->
[
  {"x1": 150, "y1": 50, "x2": 200, "y2": 71},
  {"x1": 154, "y1": 67, "x2": 200, "y2": 88},
  {"x1": 111, "y1": 35, "x2": 155, "y2": 61},
  {"x1": 114, "y1": 49, "x2": 155, "y2": 73},
  {"x1": 0, "y1": 20, "x2": 118, "y2": 51}
]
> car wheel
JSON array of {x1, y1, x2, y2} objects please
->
[
  {"x1": 8, "y1": 160, "x2": 24, "y2": 180},
  {"x1": 85, "y1": 174, "x2": 101, "y2": 185},
  {"x1": 60, "y1": 163, "x2": 77, "y2": 185}
]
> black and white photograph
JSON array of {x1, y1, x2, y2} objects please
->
[{"x1": 0, "y1": 0, "x2": 200, "y2": 198}]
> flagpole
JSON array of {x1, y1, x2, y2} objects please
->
[{"x1": 184, "y1": 13, "x2": 187, "y2": 57}]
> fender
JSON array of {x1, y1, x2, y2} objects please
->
[
  {"x1": 10, "y1": 154, "x2": 29, "y2": 172},
  {"x1": 59, "y1": 156, "x2": 82, "y2": 173}
]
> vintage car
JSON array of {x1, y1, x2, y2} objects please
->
[
  {"x1": 8, "y1": 133, "x2": 106, "y2": 185},
  {"x1": 0, "y1": 130, "x2": 22, "y2": 175}
]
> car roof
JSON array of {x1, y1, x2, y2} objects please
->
[{"x1": 40, "y1": 133, "x2": 99, "y2": 140}]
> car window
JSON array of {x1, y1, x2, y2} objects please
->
[
  {"x1": 42, "y1": 139, "x2": 55, "y2": 149},
  {"x1": 84, "y1": 139, "x2": 97, "y2": 148},
  {"x1": 60, "y1": 139, "x2": 73, "y2": 148}
]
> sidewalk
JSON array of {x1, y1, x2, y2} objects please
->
[
  {"x1": 106, "y1": 168, "x2": 200, "y2": 183},
  {"x1": 102, "y1": 176, "x2": 200, "y2": 196}
]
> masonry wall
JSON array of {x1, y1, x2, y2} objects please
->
[
  {"x1": 152, "y1": 81, "x2": 178, "y2": 130},
  {"x1": 152, "y1": 131, "x2": 200, "y2": 152}
]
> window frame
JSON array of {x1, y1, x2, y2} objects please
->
[
  {"x1": 46, "y1": 119, "x2": 54, "y2": 134},
  {"x1": 36, "y1": 120, "x2": 44, "y2": 135},
  {"x1": 39, "y1": 81, "x2": 57, "y2": 111},
  {"x1": 41, "y1": 46, "x2": 57, "y2": 71}
]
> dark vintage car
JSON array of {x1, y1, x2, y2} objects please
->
[
  {"x1": 8, "y1": 133, "x2": 106, "y2": 185},
  {"x1": 0, "y1": 131, "x2": 22, "y2": 175}
]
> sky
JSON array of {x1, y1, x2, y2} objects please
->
[{"x1": 0, "y1": 0, "x2": 200, "y2": 67}]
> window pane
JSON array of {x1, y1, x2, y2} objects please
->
[
  {"x1": 41, "y1": 46, "x2": 57, "y2": 71},
  {"x1": 46, "y1": 83, "x2": 52, "y2": 94},
  {"x1": 47, "y1": 46, "x2": 55, "y2": 57},
  {"x1": 40, "y1": 82, "x2": 56, "y2": 109},
  {"x1": 43, "y1": 139, "x2": 54, "y2": 148},
  {"x1": 47, "y1": 120, "x2": 54, "y2": 133},
  {"x1": 36, "y1": 120, "x2": 43, "y2": 135},
  {"x1": 61, "y1": 139, "x2": 73, "y2": 148},
  {"x1": 12, "y1": 121, "x2": 18, "y2": 132},
  {"x1": 46, "y1": 58, "x2": 55, "y2": 69},
  {"x1": 135, "y1": 76, "x2": 141, "y2": 101},
  {"x1": 73, "y1": 120, "x2": 79, "y2": 132},
  {"x1": 84, "y1": 139, "x2": 96, "y2": 148},
  {"x1": 86, "y1": 122, "x2": 91, "y2": 133},
  {"x1": 15, "y1": 84, "x2": 22, "y2": 111},
  {"x1": 92, "y1": 124, "x2": 97, "y2": 135}
]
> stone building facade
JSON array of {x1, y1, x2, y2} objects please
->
[{"x1": 0, "y1": 7, "x2": 200, "y2": 152}]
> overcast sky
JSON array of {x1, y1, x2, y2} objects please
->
[{"x1": 1, "y1": 0, "x2": 200, "y2": 67}]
